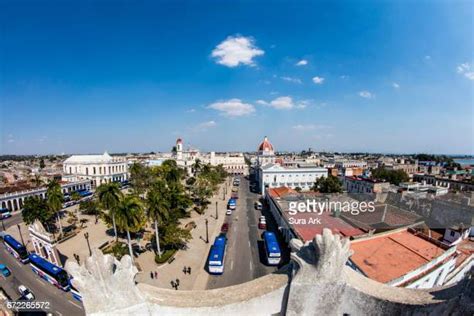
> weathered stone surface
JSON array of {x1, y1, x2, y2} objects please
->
[{"x1": 68, "y1": 229, "x2": 473, "y2": 316}]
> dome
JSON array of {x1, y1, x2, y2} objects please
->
[
  {"x1": 258, "y1": 136, "x2": 274, "y2": 152},
  {"x1": 176, "y1": 138, "x2": 183, "y2": 144}
]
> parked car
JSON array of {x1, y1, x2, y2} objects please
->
[
  {"x1": 258, "y1": 216, "x2": 267, "y2": 229},
  {"x1": 0, "y1": 264, "x2": 11, "y2": 277},
  {"x1": 226, "y1": 209, "x2": 232, "y2": 215},
  {"x1": 254, "y1": 201, "x2": 263, "y2": 210},
  {"x1": 231, "y1": 187, "x2": 238, "y2": 193},
  {"x1": 221, "y1": 223, "x2": 230, "y2": 233},
  {"x1": 18, "y1": 285, "x2": 35, "y2": 300}
]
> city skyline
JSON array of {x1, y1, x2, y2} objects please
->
[{"x1": 1, "y1": 1, "x2": 473, "y2": 155}]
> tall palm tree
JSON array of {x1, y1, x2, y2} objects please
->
[
  {"x1": 114, "y1": 195, "x2": 145, "y2": 259},
  {"x1": 146, "y1": 181, "x2": 170, "y2": 257},
  {"x1": 46, "y1": 180, "x2": 64, "y2": 236},
  {"x1": 96, "y1": 183, "x2": 122, "y2": 241}
]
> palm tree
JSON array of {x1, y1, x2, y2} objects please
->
[
  {"x1": 96, "y1": 183, "x2": 122, "y2": 241},
  {"x1": 114, "y1": 195, "x2": 145, "y2": 259},
  {"x1": 46, "y1": 180, "x2": 64, "y2": 236},
  {"x1": 192, "y1": 159, "x2": 202, "y2": 176},
  {"x1": 146, "y1": 181, "x2": 170, "y2": 257}
]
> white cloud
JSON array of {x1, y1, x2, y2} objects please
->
[
  {"x1": 424, "y1": 55, "x2": 431, "y2": 60},
  {"x1": 340, "y1": 75, "x2": 349, "y2": 79},
  {"x1": 7, "y1": 134, "x2": 14, "y2": 143},
  {"x1": 358, "y1": 91, "x2": 374, "y2": 99},
  {"x1": 186, "y1": 108, "x2": 196, "y2": 113},
  {"x1": 280, "y1": 76, "x2": 302, "y2": 84},
  {"x1": 197, "y1": 121, "x2": 217, "y2": 129},
  {"x1": 392, "y1": 82, "x2": 400, "y2": 89},
  {"x1": 258, "y1": 96, "x2": 309, "y2": 110},
  {"x1": 456, "y1": 63, "x2": 474, "y2": 80},
  {"x1": 207, "y1": 98, "x2": 255, "y2": 117},
  {"x1": 211, "y1": 35, "x2": 264, "y2": 67},
  {"x1": 296, "y1": 59, "x2": 308, "y2": 66},
  {"x1": 292, "y1": 124, "x2": 331, "y2": 131},
  {"x1": 312, "y1": 76, "x2": 324, "y2": 84}
]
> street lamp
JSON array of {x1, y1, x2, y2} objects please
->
[
  {"x1": 17, "y1": 224, "x2": 25, "y2": 246},
  {"x1": 84, "y1": 232, "x2": 92, "y2": 256},
  {"x1": 205, "y1": 219, "x2": 209, "y2": 244},
  {"x1": 215, "y1": 201, "x2": 218, "y2": 220}
]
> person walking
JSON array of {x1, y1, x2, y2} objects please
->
[
  {"x1": 150, "y1": 272, "x2": 154, "y2": 279},
  {"x1": 183, "y1": 266, "x2": 187, "y2": 275},
  {"x1": 176, "y1": 278, "x2": 180, "y2": 287},
  {"x1": 187, "y1": 266, "x2": 191, "y2": 275},
  {"x1": 154, "y1": 271, "x2": 158, "y2": 279}
]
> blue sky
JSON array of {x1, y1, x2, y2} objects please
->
[{"x1": 1, "y1": 1, "x2": 473, "y2": 155}]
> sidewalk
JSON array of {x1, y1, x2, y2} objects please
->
[{"x1": 135, "y1": 181, "x2": 231, "y2": 290}]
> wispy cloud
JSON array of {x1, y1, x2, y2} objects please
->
[
  {"x1": 207, "y1": 99, "x2": 255, "y2": 117},
  {"x1": 392, "y1": 82, "x2": 400, "y2": 89},
  {"x1": 186, "y1": 108, "x2": 196, "y2": 113},
  {"x1": 292, "y1": 124, "x2": 331, "y2": 131},
  {"x1": 7, "y1": 134, "x2": 14, "y2": 143},
  {"x1": 424, "y1": 55, "x2": 431, "y2": 61},
  {"x1": 358, "y1": 91, "x2": 374, "y2": 99},
  {"x1": 196, "y1": 120, "x2": 217, "y2": 130},
  {"x1": 312, "y1": 76, "x2": 324, "y2": 84},
  {"x1": 258, "y1": 96, "x2": 309, "y2": 110},
  {"x1": 457, "y1": 63, "x2": 474, "y2": 80},
  {"x1": 211, "y1": 35, "x2": 264, "y2": 67},
  {"x1": 295, "y1": 59, "x2": 308, "y2": 66},
  {"x1": 280, "y1": 76, "x2": 302, "y2": 84}
]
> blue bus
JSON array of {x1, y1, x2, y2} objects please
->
[
  {"x1": 208, "y1": 235, "x2": 227, "y2": 274},
  {"x1": 28, "y1": 254, "x2": 70, "y2": 291},
  {"x1": 227, "y1": 198, "x2": 236, "y2": 210},
  {"x1": 3, "y1": 235, "x2": 29, "y2": 263},
  {"x1": 262, "y1": 231, "x2": 281, "y2": 265},
  {"x1": 77, "y1": 189, "x2": 92, "y2": 197},
  {"x1": 70, "y1": 284, "x2": 82, "y2": 302},
  {"x1": 0, "y1": 208, "x2": 11, "y2": 219}
]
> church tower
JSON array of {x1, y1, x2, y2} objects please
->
[
  {"x1": 257, "y1": 136, "x2": 275, "y2": 167},
  {"x1": 176, "y1": 138, "x2": 183, "y2": 160}
]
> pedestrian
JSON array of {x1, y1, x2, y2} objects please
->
[
  {"x1": 170, "y1": 280, "x2": 175, "y2": 288},
  {"x1": 150, "y1": 272, "x2": 154, "y2": 279},
  {"x1": 154, "y1": 271, "x2": 158, "y2": 279},
  {"x1": 176, "y1": 278, "x2": 180, "y2": 286},
  {"x1": 183, "y1": 266, "x2": 187, "y2": 275},
  {"x1": 187, "y1": 267, "x2": 191, "y2": 275}
]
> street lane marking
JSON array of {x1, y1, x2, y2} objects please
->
[
  {"x1": 230, "y1": 260, "x2": 234, "y2": 270},
  {"x1": 68, "y1": 300, "x2": 84, "y2": 309},
  {"x1": 250, "y1": 261, "x2": 253, "y2": 271},
  {"x1": 14, "y1": 260, "x2": 21, "y2": 267},
  {"x1": 34, "y1": 278, "x2": 45, "y2": 286},
  {"x1": 248, "y1": 241, "x2": 251, "y2": 248}
]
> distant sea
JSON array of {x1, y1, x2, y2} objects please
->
[{"x1": 454, "y1": 159, "x2": 474, "y2": 166}]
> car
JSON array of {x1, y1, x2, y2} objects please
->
[
  {"x1": 258, "y1": 217, "x2": 267, "y2": 229},
  {"x1": 254, "y1": 201, "x2": 263, "y2": 210},
  {"x1": 0, "y1": 264, "x2": 11, "y2": 277},
  {"x1": 226, "y1": 209, "x2": 232, "y2": 215},
  {"x1": 221, "y1": 223, "x2": 230, "y2": 233},
  {"x1": 231, "y1": 193, "x2": 239, "y2": 199},
  {"x1": 18, "y1": 285, "x2": 35, "y2": 300},
  {"x1": 231, "y1": 187, "x2": 238, "y2": 193}
]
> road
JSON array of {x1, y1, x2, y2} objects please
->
[
  {"x1": 206, "y1": 176, "x2": 289, "y2": 289},
  {"x1": 0, "y1": 211, "x2": 85, "y2": 315}
]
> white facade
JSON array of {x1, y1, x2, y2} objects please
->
[
  {"x1": 62, "y1": 152, "x2": 128, "y2": 188},
  {"x1": 255, "y1": 136, "x2": 327, "y2": 195}
]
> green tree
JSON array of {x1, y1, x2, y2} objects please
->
[
  {"x1": 39, "y1": 159, "x2": 45, "y2": 169},
  {"x1": 371, "y1": 168, "x2": 409, "y2": 185},
  {"x1": 161, "y1": 224, "x2": 192, "y2": 250},
  {"x1": 312, "y1": 175, "x2": 343, "y2": 193},
  {"x1": 96, "y1": 183, "x2": 123, "y2": 241},
  {"x1": 22, "y1": 196, "x2": 53, "y2": 225},
  {"x1": 129, "y1": 162, "x2": 152, "y2": 194},
  {"x1": 71, "y1": 191, "x2": 81, "y2": 202},
  {"x1": 114, "y1": 195, "x2": 146, "y2": 259},
  {"x1": 46, "y1": 180, "x2": 64, "y2": 235},
  {"x1": 146, "y1": 180, "x2": 170, "y2": 257}
]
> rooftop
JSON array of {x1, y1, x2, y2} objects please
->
[{"x1": 350, "y1": 229, "x2": 448, "y2": 284}]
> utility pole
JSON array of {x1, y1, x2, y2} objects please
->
[
  {"x1": 17, "y1": 224, "x2": 25, "y2": 246},
  {"x1": 84, "y1": 232, "x2": 92, "y2": 256},
  {"x1": 205, "y1": 219, "x2": 209, "y2": 243},
  {"x1": 215, "y1": 201, "x2": 218, "y2": 220}
]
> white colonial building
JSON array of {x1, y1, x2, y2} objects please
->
[
  {"x1": 173, "y1": 138, "x2": 248, "y2": 176},
  {"x1": 62, "y1": 152, "x2": 128, "y2": 188},
  {"x1": 255, "y1": 136, "x2": 327, "y2": 195}
]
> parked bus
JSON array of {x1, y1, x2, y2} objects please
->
[
  {"x1": 70, "y1": 284, "x2": 82, "y2": 302},
  {"x1": 28, "y1": 254, "x2": 70, "y2": 291},
  {"x1": 0, "y1": 208, "x2": 11, "y2": 219},
  {"x1": 3, "y1": 235, "x2": 29, "y2": 263},
  {"x1": 262, "y1": 231, "x2": 281, "y2": 265},
  {"x1": 227, "y1": 198, "x2": 236, "y2": 210},
  {"x1": 208, "y1": 235, "x2": 227, "y2": 274}
]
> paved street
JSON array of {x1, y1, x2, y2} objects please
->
[
  {"x1": 0, "y1": 245, "x2": 85, "y2": 315},
  {"x1": 206, "y1": 176, "x2": 288, "y2": 289}
]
